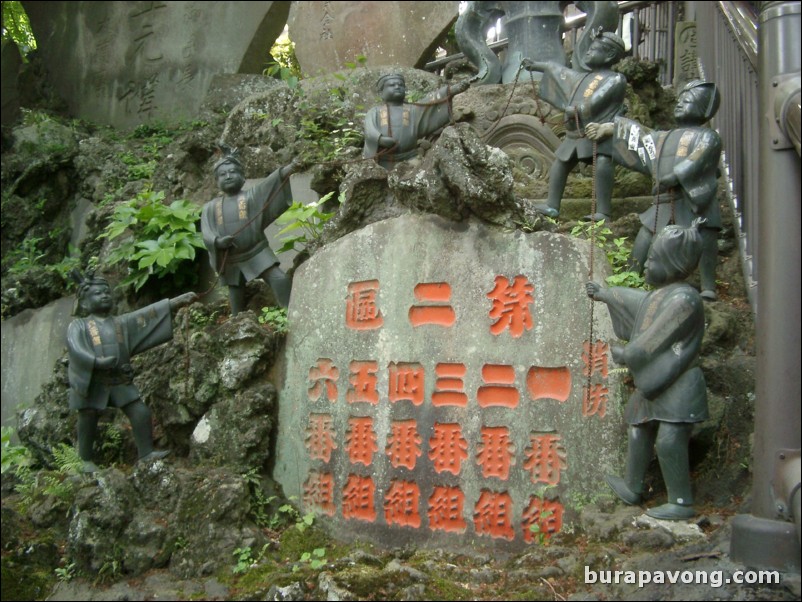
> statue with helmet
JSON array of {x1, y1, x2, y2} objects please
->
[{"x1": 586, "y1": 80, "x2": 723, "y2": 300}]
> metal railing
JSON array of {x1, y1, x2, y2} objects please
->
[{"x1": 696, "y1": 1, "x2": 760, "y2": 308}]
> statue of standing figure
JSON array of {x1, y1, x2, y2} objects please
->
[
  {"x1": 586, "y1": 219, "x2": 708, "y2": 520},
  {"x1": 362, "y1": 73, "x2": 470, "y2": 169},
  {"x1": 586, "y1": 80, "x2": 723, "y2": 301},
  {"x1": 523, "y1": 31, "x2": 627, "y2": 222},
  {"x1": 201, "y1": 148, "x2": 305, "y2": 314},
  {"x1": 67, "y1": 271, "x2": 196, "y2": 473}
]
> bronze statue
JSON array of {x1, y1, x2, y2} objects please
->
[
  {"x1": 456, "y1": 1, "x2": 619, "y2": 85},
  {"x1": 67, "y1": 272, "x2": 196, "y2": 473},
  {"x1": 523, "y1": 31, "x2": 627, "y2": 222},
  {"x1": 362, "y1": 73, "x2": 470, "y2": 169},
  {"x1": 201, "y1": 148, "x2": 304, "y2": 314},
  {"x1": 586, "y1": 219, "x2": 708, "y2": 520},
  {"x1": 586, "y1": 80, "x2": 723, "y2": 300}
]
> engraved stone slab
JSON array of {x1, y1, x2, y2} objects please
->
[
  {"x1": 24, "y1": 1, "x2": 290, "y2": 128},
  {"x1": 288, "y1": 1, "x2": 459, "y2": 74},
  {"x1": 673, "y1": 22, "x2": 701, "y2": 89},
  {"x1": 274, "y1": 214, "x2": 626, "y2": 551}
]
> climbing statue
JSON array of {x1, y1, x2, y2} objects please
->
[
  {"x1": 586, "y1": 219, "x2": 708, "y2": 520},
  {"x1": 362, "y1": 73, "x2": 471, "y2": 169},
  {"x1": 66, "y1": 271, "x2": 197, "y2": 473},
  {"x1": 201, "y1": 147, "x2": 305, "y2": 314},
  {"x1": 586, "y1": 80, "x2": 723, "y2": 300},
  {"x1": 455, "y1": 1, "x2": 619, "y2": 85},
  {"x1": 522, "y1": 30, "x2": 627, "y2": 221}
]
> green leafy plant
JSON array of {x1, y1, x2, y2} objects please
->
[
  {"x1": 258, "y1": 306, "x2": 288, "y2": 334},
  {"x1": 4, "y1": 236, "x2": 46, "y2": 274},
  {"x1": 528, "y1": 510, "x2": 554, "y2": 546},
  {"x1": 102, "y1": 188, "x2": 204, "y2": 292},
  {"x1": 570, "y1": 220, "x2": 647, "y2": 289},
  {"x1": 55, "y1": 562, "x2": 77, "y2": 583},
  {"x1": 275, "y1": 191, "x2": 341, "y2": 254},
  {"x1": 2, "y1": 1, "x2": 36, "y2": 59},
  {"x1": 232, "y1": 546, "x2": 256, "y2": 574},
  {"x1": 1, "y1": 426, "x2": 31, "y2": 474},
  {"x1": 266, "y1": 30, "x2": 301, "y2": 83},
  {"x1": 293, "y1": 547, "x2": 327, "y2": 572},
  {"x1": 11, "y1": 442, "x2": 82, "y2": 513}
]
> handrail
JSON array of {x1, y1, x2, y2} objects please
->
[{"x1": 717, "y1": 1, "x2": 759, "y2": 70}]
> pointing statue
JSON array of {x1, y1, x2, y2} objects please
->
[
  {"x1": 586, "y1": 219, "x2": 708, "y2": 520},
  {"x1": 362, "y1": 73, "x2": 471, "y2": 169},
  {"x1": 67, "y1": 271, "x2": 196, "y2": 473}
]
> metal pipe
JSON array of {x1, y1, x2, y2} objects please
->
[
  {"x1": 731, "y1": 0, "x2": 802, "y2": 572},
  {"x1": 666, "y1": 3, "x2": 675, "y2": 85}
]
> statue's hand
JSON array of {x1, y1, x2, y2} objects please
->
[
  {"x1": 95, "y1": 356, "x2": 117, "y2": 370},
  {"x1": 564, "y1": 105, "x2": 578, "y2": 121},
  {"x1": 450, "y1": 79, "x2": 470, "y2": 95},
  {"x1": 283, "y1": 156, "x2": 308, "y2": 178},
  {"x1": 170, "y1": 292, "x2": 198, "y2": 311},
  {"x1": 521, "y1": 58, "x2": 547, "y2": 72},
  {"x1": 378, "y1": 135, "x2": 397, "y2": 149},
  {"x1": 585, "y1": 122, "x2": 614, "y2": 141},
  {"x1": 652, "y1": 173, "x2": 679, "y2": 195},
  {"x1": 215, "y1": 235, "x2": 235, "y2": 249},
  {"x1": 585, "y1": 281, "x2": 604, "y2": 301},
  {"x1": 611, "y1": 344, "x2": 626, "y2": 365},
  {"x1": 120, "y1": 363, "x2": 135, "y2": 381}
]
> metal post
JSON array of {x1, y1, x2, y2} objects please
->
[
  {"x1": 667, "y1": 2, "x2": 675, "y2": 84},
  {"x1": 730, "y1": 0, "x2": 801, "y2": 572}
]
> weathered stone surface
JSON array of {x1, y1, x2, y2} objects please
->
[
  {"x1": 2, "y1": 298, "x2": 73, "y2": 429},
  {"x1": 189, "y1": 385, "x2": 277, "y2": 471},
  {"x1": 64, "y1": 463, "x2": 264, "y2": 580},
  {"x1": 23, "y1": 2, "x2": 290, "y2": 128},
  {"x1": 289, "y1": 1, "x2": 459, "y2": 74},
  {"x1": 275, "y1": 214, "x2": 626, "y2": 551},
  {"x1": 388, "y1": 123, "x2": 520, "y2": 227}
]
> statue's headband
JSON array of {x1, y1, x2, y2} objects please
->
[
  {"x1": 376, "y1": 73, "x2": 405, "y2": 92},
  {"x1": 213, "y1": 144, "x2": 243, "y2": 174},
  {"x1": 70, "y1": 269, "x2": 110, "y2": 299}
]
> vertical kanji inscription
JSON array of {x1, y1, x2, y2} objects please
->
[
  {"x1": 487, "y1": 275, "x2": 534, "y2": 337},
  {"x1": 342, "y1": 474, "x2": 377, "y2": 522},
  {"x1": 346, "y1": 280, "x2": 384, "y2": 330},
  {"x1": 384, "y1": 480, "x2": 422, "y2": 528},
  {"x1": 346, "y1": 416, "x2": 378, "y2": 466},
  {"x1": 428, "y1": 423, "x2": 469, "y2": 475},
  {"x1": 308, "y1": 359, "x2": 339, "y2": 402},
  {"x1": 428, "y1": 486, "x2": 467, "y2": 533},
  {"x1": 476, "y1": 426, "x2": 516, "y2": 480},
  {"x1": 347, "y1": 361, "x2": 379, "y2": 404},
  {"x1": 523, "y1": 433, "x2": 567, "y2": 485},
  {"x1": 387, "y1": 419, "x2": 423, "y2": 470},
  {"x1": 474, "y1": 490, "x2": 515, "y2": 541}
]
